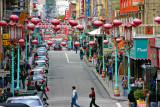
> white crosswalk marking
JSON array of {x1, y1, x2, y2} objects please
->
[{"x1": 116, "y1": 102, "x2": 122, "y2": 107}]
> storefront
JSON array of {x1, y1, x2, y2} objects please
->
[{"x1": 129, "y1": 38, "x2": 149, "y2": 79}]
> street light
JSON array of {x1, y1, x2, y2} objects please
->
[
  {"x1": 87, "y1": 16, "x2": 93, "y2": 62},
  {"x1": 112, "y1": 19, "x2": 122, "y2": 97},
  {"x1": 16, "y1": 22, "x2": 24, "y2": 90},
  {"x1": 24, "y1": 18, "x2": 28, "y2": 62},
  {"x1": 8, "y1": 14, "x2": 19, "y2": 94}
]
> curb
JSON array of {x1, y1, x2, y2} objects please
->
[{"x1": 84, "y1": 56, "x2": 128, "y2": 101}]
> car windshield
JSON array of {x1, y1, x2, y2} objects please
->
[
  {"x1": 37, "y1": 52, "x2": 46, "y2": 56},
  {"x1": 7, "y1": 99, "x2": 42, "y2": 106},
  {"x1": 36, "y1": 62, "x2": 45, "y2": 66},
  {"x1": 36, "y1": 56, "x2": 47, "y2": 60},
  {"x1": 30, "y1": 71, "x2": 42, "y2": 76},
  {"x1": 32, "y1": 75, "x2": 43, "y2": 80}
]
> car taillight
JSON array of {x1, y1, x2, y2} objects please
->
[
  {"x1": 45, "y1": 55, "x2": 47, "y2": 57},
  {"x1": 45, "y1": 64, "x2": 47, "y2": 67},
  {"x1": 100, "y1": 69, "x2": 102, "y2": 72},
  {"x1": 34, "y1": 56, "x2": 38, "y2": 58},
  {"x1": 28, "y1": 82, "x2": 33, "y2": 84}
]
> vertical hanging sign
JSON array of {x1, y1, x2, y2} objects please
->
[
  {"x1": 85, "y1": 0, "x2": 90, "y2": 18},
  {"x1": 65, "y1": 10, "x2": 69, "y2": 22}
]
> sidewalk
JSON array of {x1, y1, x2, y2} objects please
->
[{"x1": 84, "y1": 55, "x2": 128, "y2": 101}]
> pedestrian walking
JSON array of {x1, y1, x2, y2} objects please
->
[
  {"x1": 40, "y1": 81, "x2": 48, "y2": 100},
  {"x1": 6, "y1": 88, "x2": 13, "y2": 99},
  {"x1": 21, "y1": 71, "x2": 26, "y2": 89},
  {"x1": 89, "y1": 87, "x2": 99, "y2": 107},
  {"x1": 71, "y1": 86, "x2": 80, "y2": 107},
  {"x1": 80, "y1": 49, "x2": 84, "y2": 60},
  {"x1": 75, "y1": 46, "x2": 78, "y2": 54},
  {"x1": 2, "y1": 89, "x2": 7, "y2": 102},
  {"x1": 122, "y1": 74, "x2": 128, "y2": 82},
  {"x1": 24, "y1": 61, "x2": 30, "y2": 75},
  {"x1": 122, "y1": 79, "x2": 128, "y2": 97},
  {"x1": 108, "y1": 65, "x2": 112, "y2": 81},
  {"x1": 128, "y1": 90, "x2": 136, "y2": 107}
]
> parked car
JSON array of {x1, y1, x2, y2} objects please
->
[
  {"x1": 36, "y1": 47, "x2": 47, "y2": 53},
  {"x1": 27, "y1": 74, "x2": 46, "y2": 90},
  {"x1": 53, "y1": 45, "x2": 62, "y2": 50},
  {"x1": 34, "y1": 51, "x2": 48, "y2": 58},
  {"x1": 33, "y1": 56, "x2": 49, "y2": 67},
  {"x1": 0, "y1": 103, "x2": 29, "y2": 107},
  {"x1": 14, "y1": 90, "x2": 39, "y2": 96},
  {"x1": 28, "y1": 68, "x2": 45, "y2": 77},
  {"x1": 34, "y1": 60, "x2": 48, "y2": 73},
  {"x1": 6, "y1": 96, "x2": 45, "y2": 107}
]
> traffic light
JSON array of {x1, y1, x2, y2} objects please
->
[{"x1": 119, "y1": 51, "x2": 123, "y2": 61}]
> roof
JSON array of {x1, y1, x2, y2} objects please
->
[{"x1": 7, "y1": 96, "x2": 40, "y2": 100}]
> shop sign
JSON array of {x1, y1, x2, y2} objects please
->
[
  {"x1": 157, "y1": 70, "x2": 160, "y2": 80},
  {"x1": 2, "y1": 34, "x2": 9, "y2": 39},
  {"x1": 155, "y1": 38, "x2": 160, "y2": 48},
  {"x1": 2, "y1": 40, "x2": 10, "y2": 45},
  {"x1": 148, "y1": 38, "x2": 155, "y2": 47},
  {"x1": 130, "y1": 39, "x2": 148, "y2": 59}
]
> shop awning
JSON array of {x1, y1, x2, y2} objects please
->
[{"x1": 88, "y1": 28, "x2": 102, "y2": 36}]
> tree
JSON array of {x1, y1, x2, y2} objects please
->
[{"x1": 57, "y1": 15, "x2": 65, "y2": 19}]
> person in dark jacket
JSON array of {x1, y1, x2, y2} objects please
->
[
  {"x1": 2, "y1": 89, "x2": 7, "y2": 102},
  {"x1": 21, "y1": 72, "x2": 26, "y2": 89},
  {"x1": 6, "y1": 88, "x2": 13, "y2": 100},
  {"x1": 40, "y1": 81, "x2": 48, "y2": 100},
  {"x1": 80, "y1": 49, "x2": 84, "y2": 60},
  {"x1": 128, "y1": 90, "x2": 136, "y2": 107},
  {"x1": 149, "y1": 88, "x2": 159, "y2": 107},
  {"x1": 89, "y1": 87, "x2": 99, "y2": 107}
]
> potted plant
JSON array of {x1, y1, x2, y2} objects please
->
[{"x1": 134, "y1": 89, "x2": 148, "y2": 106}]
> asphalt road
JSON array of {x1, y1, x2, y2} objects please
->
[{"x1": 46, "y1": 50, "x2": 128, "y2": 107}]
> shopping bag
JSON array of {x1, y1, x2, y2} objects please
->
[{"x1": 45, "y1": 87, "x2": 50, "y2": 92}]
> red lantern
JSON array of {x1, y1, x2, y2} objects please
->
[
  {"x1": 94, "y1": 20, "x2": 103, "y2": 27},
  {"x1": 18, "y1": 39, "x2": 25, "y2": 44},
  {"x1": 104, "y1": 23, "x2": 112, "y2": 29},
  {"x1": 0, "y1": 20, "x2": 7, "y2": 26},
  {"x1": 155, "y1": 16, "x2": 160, "y2": 23},
  {"x1": 74, "y1": 41, "x2": 80, "y2": 46},
  {"x1": 69, "y1": 20, "x2": 78, "y2": 27},
  {"x1": 54, "y1": 25, "x2": 61, "y2": 31},
  {"x1": 47, "y1": 41, "x2": 53, "y2": 46},
  {"x1": 27, "y1": 16, "x2": 32, "y2": 20},
  {"x1": 116, "y1": 39, "x2": 122, "y2": 43},
  {"x1": 133, "y1": 18, "x2": 142, "y2": 26},
  {"x1": 27, "y1": 23, "x2": 35, "y2": 30},
  {"x1": 113, "y1": 19, "x2": 122, "y2": 26},
  {"x1": 71, "y1": 18, "x2": 74, "y2": 20},
  {"x1": 100, "y1": 17, "x2": 107, "y2": 22},
  {"x1": 120, "y1": 51, "x2": 123, "y2": 54},
  {"x1": 88, "y1": 41, "x2": 95, "y2": 45},
  {"x1": 32, "y1": 40, "x2": 38, "y2": 44},
  {"x1": 9, "y1": 15, "x2": 19, "y2": 22},
  {"x1": 131, "y1": 22, "x2": 136, "y2": 27},
  {"x1": 61, "y1": 42, "x2": 67, "y2": 46},
  {"x1": 31, "y1": 17, "x2": 40, "y2": 25},
  {"x1": 51, "y1": 19, "x2": 60, "y2": 26},
  {"x1": 76, "y1": 25, "x2": 84, "y2": 31},
  {"x1": 103, "y1": 40, "x2": 109, "y2": 44},
  {"x1": 77, "y1": 17, "x2": 80, "y2": 19}
]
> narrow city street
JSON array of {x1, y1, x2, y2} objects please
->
[{"x1": 46, "y1": 50, "x2": 128, "y2": 107}]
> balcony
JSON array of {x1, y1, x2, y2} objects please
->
[{"x1": 132, "y1": 0, "x2": 144, "y2": 6}]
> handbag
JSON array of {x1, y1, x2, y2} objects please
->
[{"x1": 45, "y1": 87, "x2": 50, "y2": 92}]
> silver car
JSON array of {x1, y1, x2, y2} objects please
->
[
  {"x1": 6, "y1": 96, "x2": 44, "y2": 107},
  {"x1": 35, "y1": 60, "x2": 48, "y2": 73}
]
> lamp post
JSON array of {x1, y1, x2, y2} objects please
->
[
  {"x1": 8, "y1": 14, "x2": 19, "y2": 94},
  {"x1": 124, "y1": 20, "x2": 133, "y2": 93},
  {"x1": 87, "y1": 16, "x2": 92, "y2": 62},
  {"x1": 112, "y1": 19, "x2": 122, "y2": 96},
  {"x1": 24, "y1": 18, "x2": 28, "y2": 62},
  {"x1": 16, "y1": 22, "x2": 23, "y2": 90}
]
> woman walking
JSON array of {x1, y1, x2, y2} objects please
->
[
  {"x1": 80, "y1": 48, "x2": 84, "y2": 60},
  {"x1": 41, "y1": 81, "x2": 48, "y2": 100}
]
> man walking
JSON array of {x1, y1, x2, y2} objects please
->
[
  {"x1": 89, "y1": 87, "x2": 99, "y2": 107},
  {"x1": 71, "y1": 86, "x2": 80, "y2": 107},
  {"x1": 21, "y1": 72, "x2": 26, "y2": 89},
  {"x1": 41, "y1": 81, "x2": 48, "y2": 100}
]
